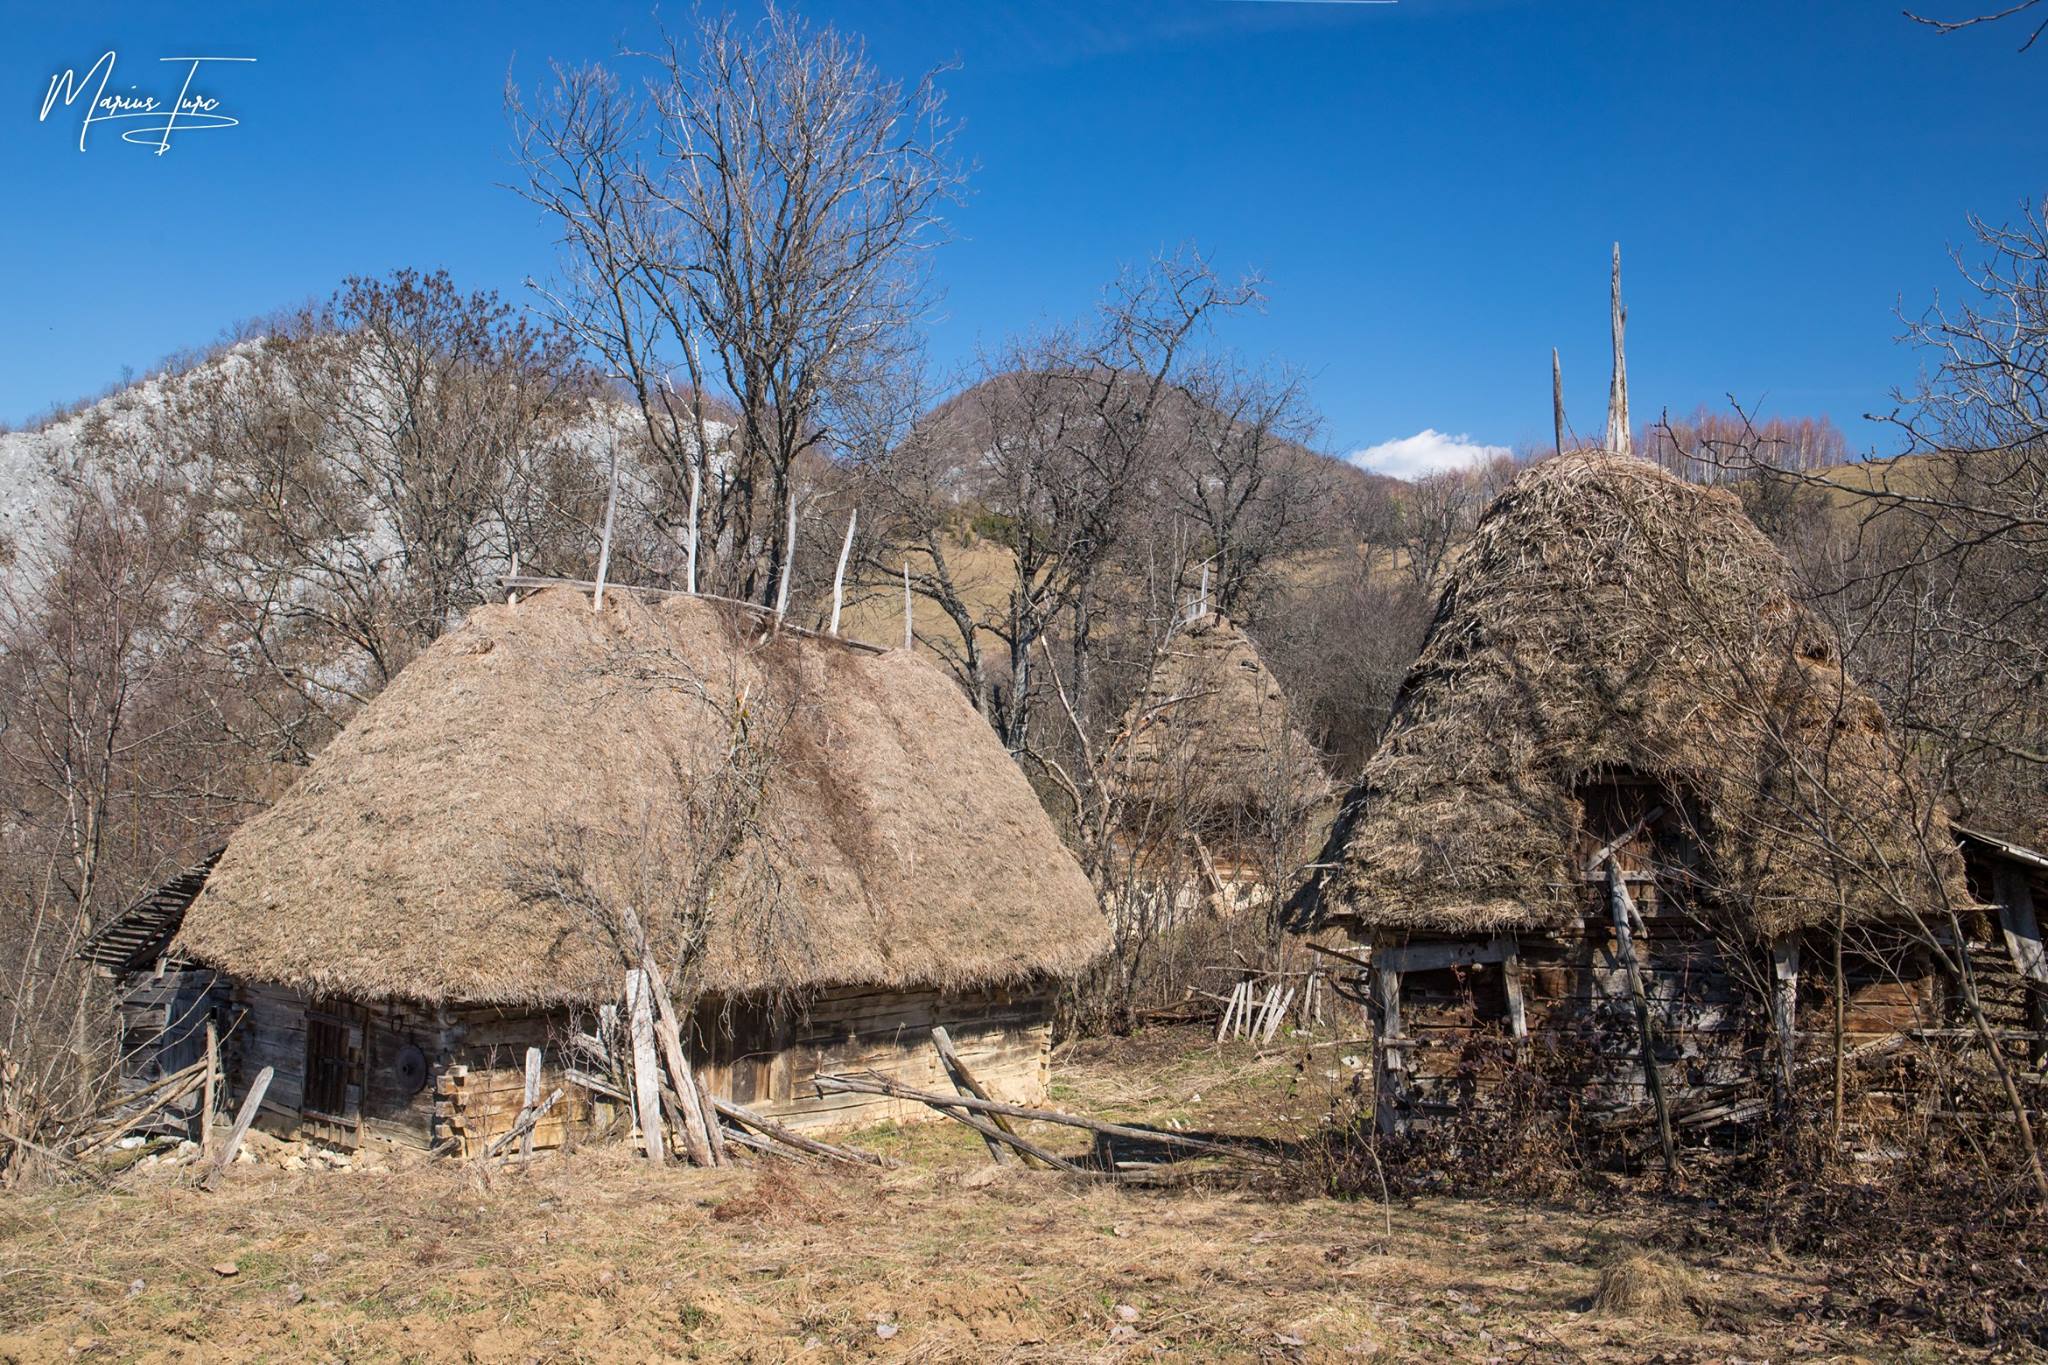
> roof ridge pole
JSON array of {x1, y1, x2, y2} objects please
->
[
  {"x1": 829, "y1": 508, "x2": 857, "y2": 635},
  {"x1": 773, "y1": 483, "x2": 797, "y2": 624},
  {"x1": 1605, "y1": 242, "x2": 1631, "y2": 457},
  {"x1": 902, "y1": 560, "x2": 913, "y2": 650},
  {"x1": 685, "y1": 460, "x2": 702, "y2": 595},
  {"x1": 593, "y1": 442, "x2": 621, "y2": 614}
]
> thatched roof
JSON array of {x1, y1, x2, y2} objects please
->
[
  {"x1": 1293, "y1": 451, "x2": 1965, "y2": 939},
  {"x1": 174, "y1": 588, "x2": 1108, "y2": 1006},
  {"x1": 1115, "y1": 612, "x2": 1330, "y2": 820}
]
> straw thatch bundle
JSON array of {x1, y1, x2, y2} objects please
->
[
  {"x1": 175, "y1": 588, "x2": 1108, "y2": 1005},
  {"x1": 1297, "y1": 451, "x2": 1963, "y2": 938},
  {"x1": 1115, "y1": 612, "x2": 1330, "y2": 821}
]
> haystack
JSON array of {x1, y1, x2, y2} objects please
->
[
  {"x1": 1298, "y1": 450, "x2": 1963, "y2": 941},
  {"x1": 1115, "y1": 611, "x2": 1329, "y2": 828}
]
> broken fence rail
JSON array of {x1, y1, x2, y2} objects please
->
[{"x1": 812, "y1": 1072, "x2": 1282, "y2": 1167}]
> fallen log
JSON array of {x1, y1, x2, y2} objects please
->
[{"x1": 813, "y1": 1073, "x2": 1282, "y2": 1166}]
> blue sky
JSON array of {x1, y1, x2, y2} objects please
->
[{"x1": 3, "y1": 1, "x2": 2044, "y2": 472}]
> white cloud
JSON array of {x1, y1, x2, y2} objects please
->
[{"x1": 1346, "y1": 428, "x2": 1511, "y2": 480}]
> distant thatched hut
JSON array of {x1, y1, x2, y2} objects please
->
[
  {"x1": 1115, "y1": 611, "x2": 1329, "y2": 889},
  {"x1": 165, "y1": 587, "x2": 1107, "y2": 1154},
  {"x1": 1290, "y1": 451, "x2": 1976, "y2": 1137}
]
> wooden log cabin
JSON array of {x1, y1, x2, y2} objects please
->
[
  {"x1": 1288, "y1": 450, "x2": 1994, "y2": 1141},
  {"x1": 150, "y1": 586, "x2": 1107, "y2": 1156}
]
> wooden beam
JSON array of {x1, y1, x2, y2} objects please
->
[
  {"x1": 708, "y1": 1095, "x2": 890, "y2": 1167},
  {"x1": 1373, "y1": 964, "x2": 1405, "y2": 1136},
  {"x1": 1373, "y1": 937, "x2": 1513, "y2": 975},
  {"x1": 200, "y1": 1066, "x2": 272, "y2": 1191},
  {"x1": 200, "y1": 1020, "x2": 218, "y2": 1157},
  {"x1": 812, "y1": 1074, "x2": 1280, "y2": 1165},
  {"x1": 518, "y1": 1048, "x2": 542, "y2": 1163},
  {"x1": 1583, "y1": 806, "x2": 1665, "y2": 878},
  {"x1": 620, "y1": 909, "x2": 718, "y2": 1167},
  {"x1": 931, "y1": 1027, "x2": 1012, "y2": 1165},
  {"x1": 1502, "y1": 945, "x2": 1529, "y2": 1042},
  {"x1": 1606, "y1": 241, "x2": 1631, "y2": 456},
  {"x1": 624, "y1": 970, "x2": 666, "y2": 1165}
]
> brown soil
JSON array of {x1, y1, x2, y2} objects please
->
[{"x1": 0, "y1": 1027, "x2": 1980, "y2": 1361}]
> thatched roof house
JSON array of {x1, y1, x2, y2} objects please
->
[
  {"x1": 169, "y1": 586, "x2": 1108, "y2": 1152},
  {"x1": 1292, "y1": 450, "x2": 1973, "y2": 1140},
  {"x1": 1116, "y1": 611, "x2": 1329, "y2": 845},
  {"x1": 1298, "y1": 450, "x2": 1963, "y2": 940}
]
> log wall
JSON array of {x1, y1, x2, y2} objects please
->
[{"x1": 221, "y1": 977, "x2": 1056, "y2": 1155}]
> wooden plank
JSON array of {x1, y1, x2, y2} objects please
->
[
  {"x1": 1374, "y1": 963, "x2": 1405, "y2": 1135},
  {"x1": 1375, "y1": 937, "x2": 1511, "y2": 974},
  {"x1": 624, "y1": 971, "x2": 666, "y2": 1164},
  {"x1": 200, "y1": 1020, "x2": 218, "y2": 1156},
  {"x1": 622, "y1": 908, "x2": 719, "y2": 1166},
  {"x1": 1770, "y1": 941, "x2": 1800, "y2": 1093},
  {"x1": 1501, "y1": 947, "x2": 1529, "y2": 1041},
  {"x1": 201, "y1": 1067, "x2": 272, "y2": 1191},
  {"x1": 517, "y1": 1048, "x2": 542, "y2": 1162}
]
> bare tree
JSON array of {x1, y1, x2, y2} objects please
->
[{"x1": 509, "y1": 6, "x2": 966, "y2": 603}]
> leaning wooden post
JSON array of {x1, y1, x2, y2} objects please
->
[
  {"x1": 620, "y1": 909, "x2": 718, "y2": 1166},
  {"x1": 901, "y1": 561, "x2": 914, "y2": 650},
  {"x1": 200, "y1": 1020, "x2": 218, "y2": 1156},
  {"x1": 200, "y1": 1066, "x2": 272, "y2": 1191},
  {"x1": 518, "y1": 1047, "x2": 543, "y2": 1163},
  {"x1": 829, "y1": 509, "x2": 857, "y2": 635},
  {"x1": 1608, "y1": 858, "x2": 1677, "y2": 1177},
  {"x1": 624, "y1": 971, "x2": 667, "y2": 1164}
]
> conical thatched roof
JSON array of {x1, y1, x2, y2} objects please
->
[
  {"x1": 1294, "y1": 451, "x2": 1965, "y2": 939},
  {"x1": 1116, "y1": 612, "x2": 1329, "y2": 821},
  {"x1": 175, "y1": 588, "x2": 1109, "y2": 1006}
]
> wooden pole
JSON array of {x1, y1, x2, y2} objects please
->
[
  {"x1": 933, "y1": 1026, "x2": 1050, "y2": 1168},
  {"x1": 829, "y1": 509, "x2": 857, "y2": 635},
  {"x1": 773, "y1": 484, "x2": 797, "y2": 622},
  {"x1": 484, "y1": 1089, "x2": 562, "y2": 1160},
  {"x1": 507, "y1": 551, "x2": 520, "y2": 607},
  {"x1": 709, "y1": 1095, "x2": 891, "y2": 1167},
  {"x1": 518, "y1": 1047, "x2": 542, "y2": 1163},
  {"x1": 813, "y1": 1074, "x2": 1280, "y2": 1165},
  {"x1": 620, "y1": 908, "x2": 718, "y2": 1166},
  {"x1": 624, "y1": 970, "x2": 666, "y2": 1164},
  {"x1": 902, "y1": 561, "x2": 913, "y2": 650},
  {"x1": 200, "y1": 1066, "x2": 272, "y2": 1191},
  {"x1": 1605, "y1": 242, "x2": 1631, "y2": 457},
  {"x1": 200, "y1": 1020, "x2": 218, "y2": 1156},
  {"x1": 685, "y1": 464, "x2": 702, "y2": 595},
  {"x1": 594, "y1": 446, "x2": 621, "y2": 613},
  {"x1": 1552, "y1": 347, "x2": 1566, "y2": 456},
  {"x1": 1608, "y1": 859, "x2": 1677, "y2": 1177}
]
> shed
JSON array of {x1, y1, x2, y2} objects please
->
[{"x1": 167, "y1": 586, "x2": 1108, "y2": 1154}]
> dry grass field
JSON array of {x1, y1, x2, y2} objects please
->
[{"x1": 0, "y1": 1028, "x2": 1981, "y2": 1362}]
